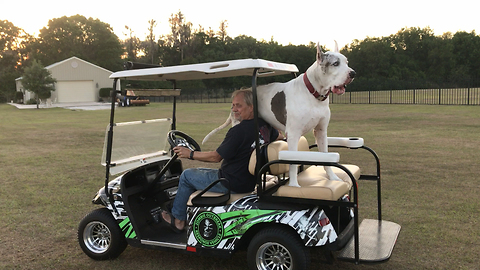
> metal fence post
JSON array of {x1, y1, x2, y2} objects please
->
[{"x1": 468, "y1": 88, "x2": 470, "y2": 105}]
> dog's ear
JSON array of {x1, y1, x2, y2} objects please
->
[
  {"x1": 316, "y1": 42, "x2": 326, "y2": 64},
  {"x1": 334, "y1": 40, "x2": 339, "y2": 53}
]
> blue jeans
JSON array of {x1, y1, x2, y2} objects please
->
[{"x1": 171, "y1": 168, "x2": 229, "y2": 221}]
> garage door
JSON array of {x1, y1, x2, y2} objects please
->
[{"x1": 56, "y1": 81, "x2": 96, "y2": 103}]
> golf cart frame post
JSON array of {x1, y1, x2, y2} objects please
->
[{"x1": 104, "y1": 79, "x2": 180, "y2": 217}]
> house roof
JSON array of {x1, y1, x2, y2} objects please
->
[
  {"x1": 16, "y1": 56, "x2": 112, "y2": 81},
  {"x1": 45, "y1": 56, "x2": 112, "y2": 74}
]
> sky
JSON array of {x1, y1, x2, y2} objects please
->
[{"x1": 2, "y1": 0, "x2": 478, "y2": 50}]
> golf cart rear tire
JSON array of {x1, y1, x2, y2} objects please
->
[
  {"x1": 247, "y1": 226, "x2": 310, "y2": 270},
  {"x1": 78, "y1": 208, "x2": 127, "y2": 260}
]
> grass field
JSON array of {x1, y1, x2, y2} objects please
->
[{"x1": 1, "y1": 102, "x2": 479, "y2": 270}]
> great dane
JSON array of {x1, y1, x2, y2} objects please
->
[{"x1": 204, "y1": 42, "x2": 355, "y2": 187}]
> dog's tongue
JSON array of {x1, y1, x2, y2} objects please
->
[{"x1": 332, "y1": 85, "x2": 345, "y2": 95}]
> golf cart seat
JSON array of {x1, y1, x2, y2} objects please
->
[
  {"x1": 188, "y1": 137, "x2": 360, "y2": 206},
  {"x1": 251, "y1": 136, "x2": 360, "y2": 201}
]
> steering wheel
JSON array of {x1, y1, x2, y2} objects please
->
[
  {"x1": 167, "y1": 130, "x2": 201, "y2": 152},
  {"x1": 144, "y1": 131, "x2": 201, "y2": 194}
]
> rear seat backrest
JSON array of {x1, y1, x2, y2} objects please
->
[
  {"x1": 248, "y1": 140, "x2": 288, "y2": 175},
  {"x1": 248, "y1": 136, "x2": 310, "y2": 175}
]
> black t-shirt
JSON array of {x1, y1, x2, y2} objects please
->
[{"x1": 216, "y1": 118, "x2": 279, "y2": 193}]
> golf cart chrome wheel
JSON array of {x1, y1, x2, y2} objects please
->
[
  {"x1": 83, "y1": 221, "x2": 111, "y2": 254},
  {"x1": 247, "y1": 227, "x2": 310, "y2": 270},
  {"x1": 256, "y1": 242, "x2": 293, "y2": 270},
  {"x1": 78, "y1": 208, "x2": 127, "y2": 260}
]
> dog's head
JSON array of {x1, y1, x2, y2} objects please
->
[{"x1": 313, "y1": 42, "x2": 355, "y2": 96}]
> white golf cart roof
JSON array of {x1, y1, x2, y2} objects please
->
[{"x1": 110, "y1": 59, "x2": 299, "y2": 81}]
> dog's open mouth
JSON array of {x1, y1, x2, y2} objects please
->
[
  {"x1": 332, "y1": 76, "x2": 354, "y2": 95},
  {"x1": 332, "y1": 84, "x2": 346, "y2": 95}
]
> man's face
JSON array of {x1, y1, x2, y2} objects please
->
[{"x1": 232, "y1": 93, "x2": 253, "y2": 121}]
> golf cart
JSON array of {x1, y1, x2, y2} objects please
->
[{"x1": 78, "y1": 59, "x2": 401, "y2": 269}]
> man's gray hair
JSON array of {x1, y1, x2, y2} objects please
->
[{"x1": 232, "y1": 88, "x2": 253, "y2": 107}]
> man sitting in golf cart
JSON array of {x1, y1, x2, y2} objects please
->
[{"x1": 161, "y1": 89, "x2": 283, "y2": 233}]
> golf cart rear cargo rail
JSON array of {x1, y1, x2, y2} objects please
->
[{"x1": 126, "y1": 89, "x2": 181, "y2": 97}]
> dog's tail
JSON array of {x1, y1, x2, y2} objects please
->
[{"x1": 202, "y1": 115, "x2": 233, "y2": 144}]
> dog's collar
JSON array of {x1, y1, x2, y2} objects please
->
[{"x1": 303, "y1": 73, "x2": 330, "y2": 101}]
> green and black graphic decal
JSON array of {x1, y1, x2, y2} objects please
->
[
  {"x1": 193, "y1": 211, "x2": 224, "y2": 247},
  {"x1": 192, "y1": 209, "x2": 283, "y2": 247},
  {"x1": 188, "y1": 196, "x2": 338, "y2": 250},
  {"x1": 219, "y1": 209, "x2": 283, "y2": 239},
  {"x1": 119, "y1": 217, "x2": 136, "y2": 239}
]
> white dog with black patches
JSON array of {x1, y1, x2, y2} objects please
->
[{"x1": 203, "y1": 42, "x2": 355, "y2": 187}]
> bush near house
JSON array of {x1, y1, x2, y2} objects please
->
[
  {"x1": 15, "y1": 92, "x2": 23, "y2": 103},
  {"x1": 99, "y1": 88, "x2": 112, "y2": 98},
  {"x1": 99, "y1": 88, "x2": 112, "y2": 101}
]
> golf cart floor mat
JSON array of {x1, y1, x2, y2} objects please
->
[{"x1": 337, "y1": 219, "x2": 401, "y2": 263}]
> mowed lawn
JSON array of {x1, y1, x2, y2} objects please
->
[{"x1": 0, "y1": 102, "x2": 479, "y2": 270}]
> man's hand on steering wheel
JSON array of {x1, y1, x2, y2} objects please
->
[
  {"x1": 167, "y1": 130, "x2": 201, "y2": 159},
  {"x1": 173, "y1": 146, "x2": 193, "y2": 159}
]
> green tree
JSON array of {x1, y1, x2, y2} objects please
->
[
  {"x1": 0, "y1": 20, "x2": 30, "y2": 102},
  {"x1": 123, "y1": 25, "x2": 141, "y2": 61},
  {"x1": 30, "y1": 15, "x2": 123, "y2": 71},
  {"x1": 144, "y1": 19, "x2": 158, "y2": 64},
  {"x1": 21, "y1": 60, "x2": 56, "y2": 109},
  {"x1": 451, "y1": 31, "x2": 480, "y2": 85},
  {"x1": 217, "y1": 20, "x2": 228, "y2": 42},
  {"x1": 166, "y1": 11, "x2": 193, "y2": 63}
]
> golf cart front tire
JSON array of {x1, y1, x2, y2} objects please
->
[
  {"x1": 78, "y1": 208, "x2": 127, "y2": 260},
  {"x1": 247, "y1": 226, "x2": 310, "y2": 270}
]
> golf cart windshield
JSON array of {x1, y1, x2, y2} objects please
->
[{"x1": 101, "y1": 118, "x2": 171, "y2": 175}]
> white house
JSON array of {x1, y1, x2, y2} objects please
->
[{"x1": 16, "y1": 56, "x2": 113, "y2": 104}]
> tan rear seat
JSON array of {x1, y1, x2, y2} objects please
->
[
  {"x1": 187, "y1": 136, "x2": 358, "y2": 205},
  {"x1": 274, "y1": 165, "x2": 360, "y2": 200},
  {"x1": 298, "y1": 164, "x2": 360, "y2": 189},
  {"x1": 274, "y1": 181, "x2": 350, "y2": 201},
  {"x1": 271, "y1": 137, "x2": 359, "y2": 201}
]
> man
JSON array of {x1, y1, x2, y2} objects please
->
[{"x1": 161, "y1": 88, "x2": 282, "y2": 233}]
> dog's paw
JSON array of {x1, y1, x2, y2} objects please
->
[{"x1": 287, "y1": 181, "x2": 301, "y2": 187}]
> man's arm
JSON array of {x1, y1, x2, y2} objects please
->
[
  {"x1": 276, "y1": 129, "x2": 285, "y2": 140},
  {"x1": 173, "y1": 146, "x2": 222, "y2": 163}
]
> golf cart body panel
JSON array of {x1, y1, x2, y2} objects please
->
[
  {"x1": 186, "y1": 195, "x2": 339, "y2": 249},
  {"x1": 78, "y1": 58, "x2": 400, "y2": 267}
]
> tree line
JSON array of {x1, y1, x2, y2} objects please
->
[{"x1": 1, "y1": 12, "x2": 479, "y2": 103}]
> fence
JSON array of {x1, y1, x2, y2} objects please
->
[
  {"x1": 330, "y1": 87, "x2": 480, "y2": 105},
  {"x1": 145, "y1": 87, "x2": 480, "y2": 105}
]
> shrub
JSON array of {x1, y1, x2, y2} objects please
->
[
  {"x1": 99, "y1": 88, "x2": 112, "y2": 98},
  {"x1": 15, "y1": 92, "x2": 24, "y2": 102},
  {"x1": 26, "y1": 98, "x2": 37, "y2": 105}
]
